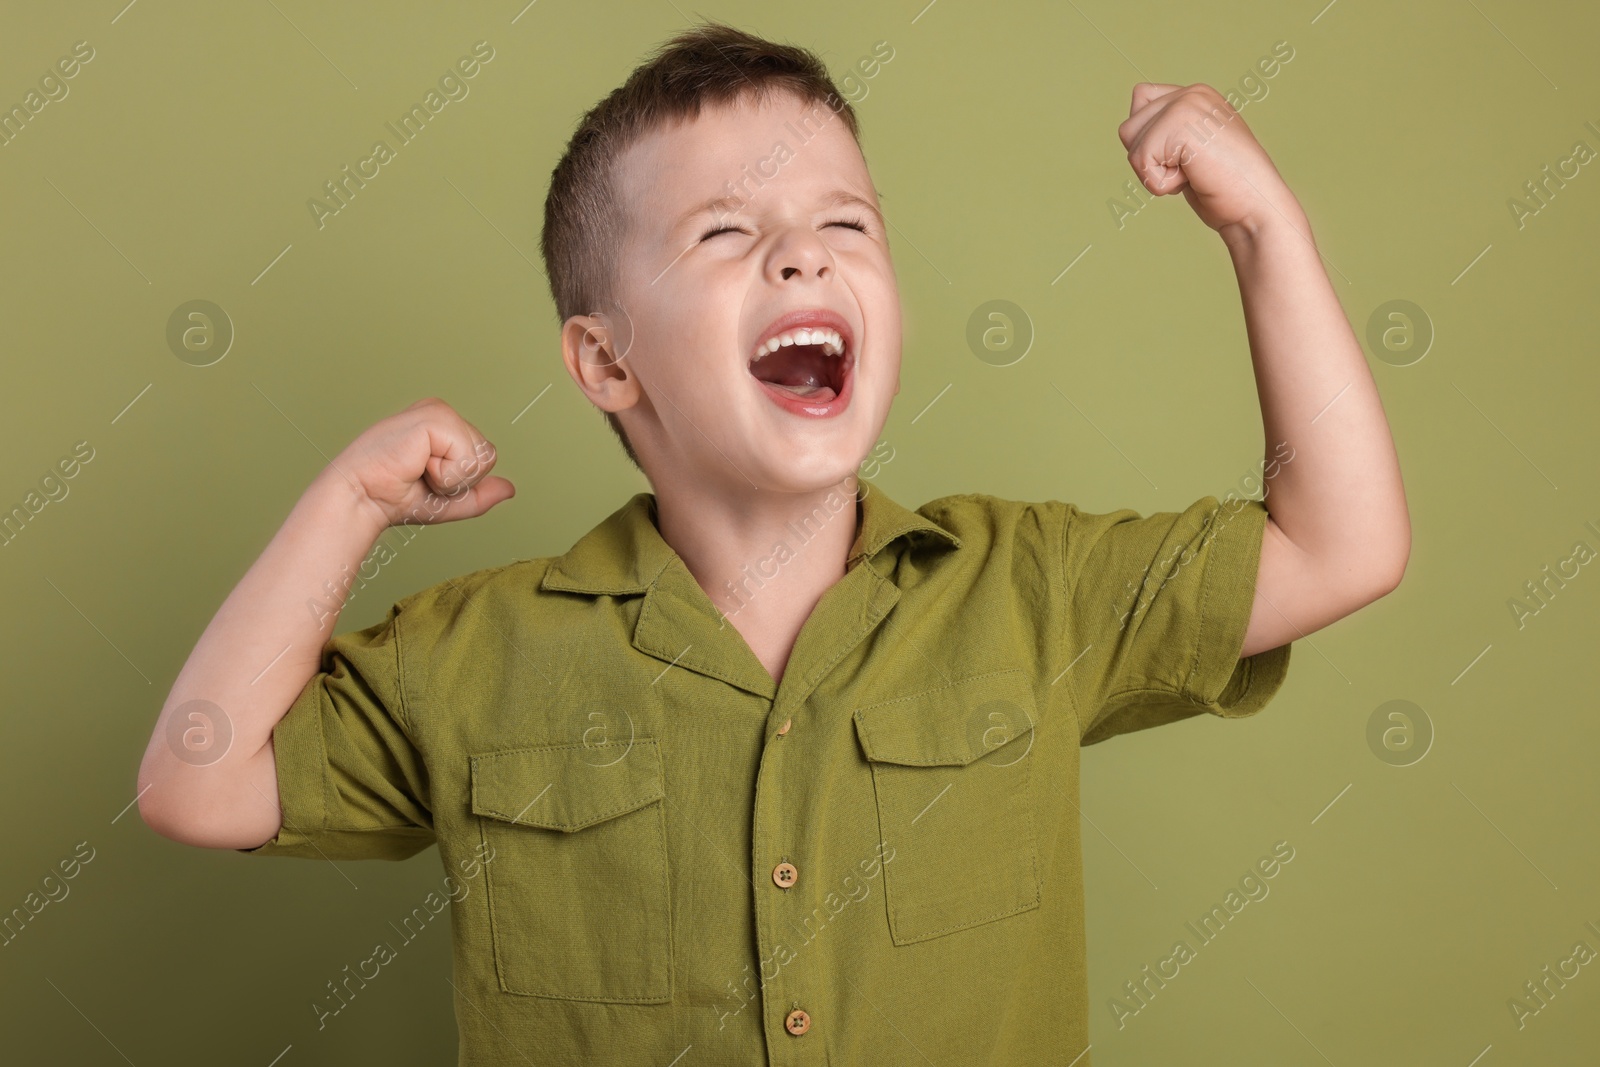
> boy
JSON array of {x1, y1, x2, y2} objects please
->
[{"x1": 138, "y1": 22, "x2": 1409, "y2": 1066}]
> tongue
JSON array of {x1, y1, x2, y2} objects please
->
[
  {"x1": 751, "y1": 344, "x2": 838, "y2": 403},
  {"x1": 771, "y1": 381, "x2": 838, "y2": 402}
]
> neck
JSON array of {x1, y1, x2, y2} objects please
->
[{"x1": 652, "y1": 475, "x2": 863, "y2": 628}]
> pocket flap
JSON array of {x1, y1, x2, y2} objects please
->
[
  {"x1": 470, "y1": 740, "x2": 663, "y2": 832},
  {"x1": 853, "y1": 669, "x2": 1037, "y2": 767}
]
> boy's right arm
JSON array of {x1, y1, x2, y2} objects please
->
[{"x1": 136, "y1": 398, "x2": 513, "y2": 850}]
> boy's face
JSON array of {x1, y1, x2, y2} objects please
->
[{"x1": 585, "y1": 89, "x2": 899, "y2": 496}]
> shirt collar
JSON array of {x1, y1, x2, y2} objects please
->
[{"x1": 541, "y1": 483, "x2": 962, "y2": 596}]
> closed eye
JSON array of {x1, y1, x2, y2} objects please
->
[{"x1": 699, "y1": 216, "x2": 874, "y2": 242}]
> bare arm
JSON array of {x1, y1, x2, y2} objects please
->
[
  {"x1": 136, "y1": 398, "x2": 513, "y2": 849},
  {"x1": 136, "y1": 470, "x2": 387, "y2": 848},
  {"x1": 1222, "y1": 209, "x2": 1410, "y2": 658},
  {"x1": 1117, "y1": 82, "x2": 1411, "y2": 660}
]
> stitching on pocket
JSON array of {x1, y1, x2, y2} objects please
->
[
  {"x1": 880, "y1": 751, "x2": 1042, "y2": 943},
  {"x1": 471, "y1": 740, "x2": 663, "y2": 830},
  {"x1": 473, "y1": 741, "x2": 672, "y2": 1002},
  {"x1": 856, "y1": 669, "x2": 1043, "y2": 945}
]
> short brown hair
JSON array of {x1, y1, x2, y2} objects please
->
[{"x1": 539, "y1": 21, "x2": 864, "y2": 472}]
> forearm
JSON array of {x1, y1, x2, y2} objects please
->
[
  {"x1": 1222, "y1": 206, "x2": 1410, "y2": 588},
  {"x1": 137, "y1": 468, "x2": 388, "y2": 827}
]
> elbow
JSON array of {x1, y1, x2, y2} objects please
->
[
  {"x1": 1384, "y1": 517, "x2": 1412, "y2": 593},
  {"x1": 135, "y1": 759, "x2": 172, "y2": 838},
  {"x1": 137, "y1": 791, "x2": 191, "y2": 846},
  {"x1": 1328, "y1": 532, "x2": 1409, "y2": 609},
  {"x1": 135, "y1": 771, "x2": 196, "y2": 846},
  {"x1": 137, "y1": 742, "x2": 193, "y2": 844},
  {"x1": 136, "y1": 753, "x2": 281, "y2": 850},
  {"x1": 138, "y1": 795, "x2": 262, "y2": 850},
  {"x1": 1366, "y1": 527, "x2": 1412, "y2": 601},
  {"x1": 134, "y1": 764, "x2": 221, "y2": 848}
]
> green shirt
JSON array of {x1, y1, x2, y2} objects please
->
[{"x1": 241, "y1": 483, "x2": 1291, "y2": 1065}]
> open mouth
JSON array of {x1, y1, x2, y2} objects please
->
[
  {"x1": 749, "y1": 327, "x2": 849, "y2": 403},
  {"x1": 748, "y1": 311, "x2": 854, "y2": 414}
]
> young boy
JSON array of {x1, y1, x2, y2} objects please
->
[{"x1": 138, "y1": 22, "x2": 1409, "y2": 1066}]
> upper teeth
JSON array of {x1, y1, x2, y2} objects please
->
[{"x1": 752, "y1": 327, "x2": 846, "y2": 362}]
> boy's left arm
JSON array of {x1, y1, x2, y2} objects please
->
[{"x1": 1118, "y1": 82, "x2": 1411, "y2": 659}]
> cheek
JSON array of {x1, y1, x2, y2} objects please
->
[{"x1": 865, "y1": 278, "x2": 902, "y2": 363}]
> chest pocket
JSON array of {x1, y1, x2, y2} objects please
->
[
  {"x1": 469, "y1": 739, "x2": 671, "y2": 1003},
  {"x1": 853, "y1": 668, "x2": 1041, "y2": 945}
]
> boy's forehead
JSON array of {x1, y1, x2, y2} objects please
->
[{"x1": 618, "y1": 92, "x2": 872, "y2": 235}]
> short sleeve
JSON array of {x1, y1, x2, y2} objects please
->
[
  {"x1": 1063, "y1": 495, "x2": 1290, "y2": 746},
  {"x1": 237, "y1": 603, "x2": 435, "y2": 861}
]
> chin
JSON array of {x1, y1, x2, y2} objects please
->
[{"x1": 747, "y1": 449, "x2": 865, "y2": 497}]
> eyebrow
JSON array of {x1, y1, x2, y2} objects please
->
[{"x1": 669, "y1": 188, "x2": 884, "y2": 235}]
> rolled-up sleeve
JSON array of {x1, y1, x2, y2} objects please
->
[
  {"x1": 237, "y1": 603, "x2": 435, "y2": 861},
  {"x1": 1063, "y1": 494, "x2": 1291, "y2": 746}
]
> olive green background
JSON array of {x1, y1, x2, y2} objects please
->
[{"x1": 3, "y1": 0, "x2": 1596, "y2": 1063}]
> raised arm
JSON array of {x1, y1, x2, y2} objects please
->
[
  {"x1": 1116, "y1": 82, "x2": 1411, "y2": 659},
  {"x1": 136, "y1": 398, "x2": 512, "y2": 849}
]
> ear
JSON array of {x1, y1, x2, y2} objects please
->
[{"x1": 561, "y1": 311, "x2": 639, "y2": 415}]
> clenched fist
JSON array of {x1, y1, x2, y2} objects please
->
[
  {"x1": 1116, "y1": 82, "x2": 1299, "y2": 237},
  {"x1": 331, "y1": 397, "x2": 515, "y2": 530}
]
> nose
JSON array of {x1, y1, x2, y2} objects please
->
[{"x1": 766, "y1": 221, "x2": 835, "y2": 284}]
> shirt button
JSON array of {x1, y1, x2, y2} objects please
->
[
  {"x1": 784, "y1": 1008, "x2": 811, "y2": 1035},
  {"x1": 772, "y1": 862, "x2": 798, "y2": 888},
  {"x1": 776, "y1": 717, "x2": 792, "y2": 736}
]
